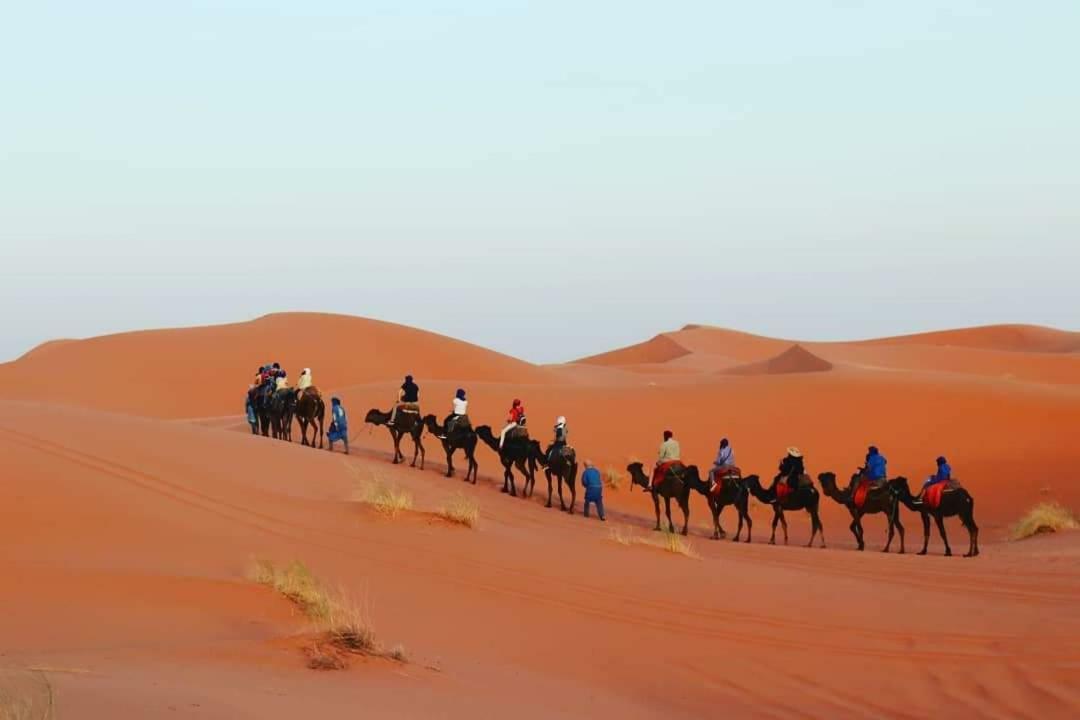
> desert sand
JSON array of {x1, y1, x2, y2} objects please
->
[{"x1": 2, "y1": 313, "x2": 1079, "y2": 718}]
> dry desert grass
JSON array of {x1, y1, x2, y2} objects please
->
[
  {"x1": 607, "y1": 526, "x2": 698, "y2": 558},
  {"x1": 1010, "y1": 502, "x2": 1080, "y2": 540},
  {"x1": 249, "y1": 559, "x2": 404, "y2": 666},
  {"x1": 0, "y1": 669, "x2": 53, "y2": 720},
  {"x1": 603, "y1": 466, "x2": 622, "y2": 490},
  {"x1": 438, "y1": 493, "x2": 479, "y2": 528}
]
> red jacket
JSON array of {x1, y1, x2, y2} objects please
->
[{"x1": 508, "y1": 404, "x2": 525, "y2": 424}]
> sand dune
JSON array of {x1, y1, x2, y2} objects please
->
[
  {"x1": 864, "y1": 324, "x2": 1080, "y2": 354},
  {"x1": 2, "y1": 314, "x2": 1079, "y2": 718},
  {"x1": 0, "y1": 313, "x2": 550, "y2": 418},
  {"x1": 724, "y1": 344, "x2": 834, "y2": 375}
]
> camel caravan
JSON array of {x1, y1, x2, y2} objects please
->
[{"x1": 246, "y1": 368, "x2": 978, "y2": 558}]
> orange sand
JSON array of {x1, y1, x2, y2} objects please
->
[{"x1": 1, "y1": 314, "x2": 1078, "y2": 718}]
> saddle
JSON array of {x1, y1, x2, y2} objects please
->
[
  {"x1": 398, "y1": 402, "x2": 420, "y2": 414},
  {"x1": 709, "y1": 466, "x2": 742, "y2": 495},
  {"x1": 447, "y1": 414, "x2": 472, "y2": 433},
  {"x1": 852, "y1": 476, "x2": 887, "y2": 509},
  {"x1": 922, "y1": 479, "x2": 961, "y2": 510},
  {"x1": 774, "y1": 474, "x2": 810, "y2": 502},
  {"x1": 298, "y1": 385, "x2": 321, "y2": 401},
  {"x1": 507, "y1": 425, "x2": 529, "y2": 441},
  {"x1": 652, "y1": 460, "x2": 684, "y2": 488}
]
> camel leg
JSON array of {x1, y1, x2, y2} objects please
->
[
  {"x1": 445, "y1": 446, "x2": 455, "y2": 478},
  {"x1": 679, "y1": 496, "x2": 689, "y2": 536},
  {"x1": 883, "y1": 509, "x2": 895, "y2": 553},
  {"x1": 917, "y1": 513, "x2": 931, "y2": 555},
  {"x1": 545, "y1": 469, "x2": 554, "y2": 508},
  {"x1": 711, "y1": 502, "x2": 722, "y2": 540},
  {"x1": 812, "y1": 508, "x2": 826, "y2": 548},
  {"x1": 769, "y1": 507, "x2": 780, "y2": 545},
  {"x1": 557, "y1": 474, "x2": 567, "y2": 511},
  {"x1": 894, "y1": 509, "x2": 906, "y2": 554},
  {"x1": 779, "y1": 511, "x2": 789, "y2": 545},
  {"x1": 962, "y1": 499, "x2": 979, "y2": 557},
  {"x1": 849, "y1": 512, "x2": 863, "y2": 551},
  {"x1": 934, "y1": 514, "x2": 952, "y2": 556},
  {"x1": 651, "y1": 493, "x2": 662, "y2": 531},
  {"x1": 467, "y1": 449, "x2": 478, "y2": 484},
  {"x1": 567, "y1": 475, "x2": 576, "y2": 515},
  {"x1": 656, "y1": 498, "x2": 673, "y2": 533}
]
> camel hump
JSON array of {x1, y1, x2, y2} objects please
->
[
  {"x1": 303, "y1": 385, "x2": 322, "y2": 399},
  {"x1": 508, "y1": 426, "x2": 529, "y2": 441},
  {"x1": 798, "y1": 473, "x2": 813, "y2": 488}
]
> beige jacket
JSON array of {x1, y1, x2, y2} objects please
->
[
  {"x1": 657, "y1": 439, "x2": 681, "y2": 463},
  {"x1": 297, "y1": 372, "x2": 312, "y2": 391}
]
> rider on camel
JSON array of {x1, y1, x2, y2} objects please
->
[
  {"x1": 439, "y1": 388, "x2": 469, "y2": 439},
  {"x1": 388, "y1": 374, "x2": 420, "y2": 427},
  {"x1": 296, "y1": 368, "x2": 312, "y2": 400},
  {"x1": 777, "y1": 447, "x2": 804, "y2": 491},
  {"x1": 499, "y1": 399, "x2": 526, "y2": 448},
  {"x1": 652, "y1": 430, "x2": 681, "y2": 488},
  {"x1": 922, "y1": 456, "x2": 951, "y2": 491},
  {"x1": 547, "y1": 416, "x2": 569, "y2": 464},
  {"x1": 862, "y1": 445, "x2": 888, "y2": 484}
]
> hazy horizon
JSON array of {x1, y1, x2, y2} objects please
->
[{"x1": 3, "y1": 2, "x2": 1078, "y2": 363}]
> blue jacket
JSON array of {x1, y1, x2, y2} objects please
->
[
  {"x1": 581, "y1": 467, "x2": 603, "y2": 501},
  {"x1": 865, "y1": 453, "x2": 887, "y2": 480},
  {"x1": 332, "y1": 405, "x2": 348, "y2": 432},
  {"x1": 934, "y1": 463, "x2": 951, "y2": 483}
]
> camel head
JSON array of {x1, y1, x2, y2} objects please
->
[
  {"x1": 626, "y1": 462, "x2": 648, "y2": 491},
  {"x1": 364, "y1": 409, "x2": 388, "y2": 426},
  {"x1": 682, "y1": 465, "x2": 709, "y2": 495}
]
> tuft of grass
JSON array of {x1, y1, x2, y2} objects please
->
[
  {"x1": 306, "y1": 643, "x2": 347, "y2": 671},
  {"x1": 387, "y1": 644, "x2": 408, "y2": 663},
  {"x1": 657, "y1": 530, "x2": 699, "y2": 558},
  {"x1": 438, "y1": 493, "x2": 479, "y2": 528},
  {"x1": 0, "y1": 670, "x2": 53, "y2": 720},
  {"x1": 606, "y1": 526, "x2": 698, "y2": 558},
  {"x1": 249, "y1": 559, "x2": 406, "y2": 666},
  {"x1": 248, "y1": 559, "x2": 333, "y2": 620},
  {"x1": 608, "y1": 525, "x2": 635, "y2": 545},
  {"x1": 1010, "y1": 502, "x2": 1080, "y2": 540},
  {"x1": 603, "y1": 467, "x2": 622, "y2": 490},
  {"x1": 363, "y1": 475, "x2": 414, "y2": 518}
]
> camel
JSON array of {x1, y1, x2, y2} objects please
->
[
  {"x1": 251, "y1": 384, "x2": 275, "y2": 437},
  {"x1": 627, "y1": 462, "x2": 701, "y2": 536},
  {"x1": 364, "y1": 408, "x2": 425, "y2": 468},
  {"x1": 890, "y1": 477, "x2": 979, "y2": 557},
  {"x1": 269, "y1": 389, "x2": 295, "y2": 441},
  {"x1": 819, "y1": 472, "x2": 904, "y2": 553},
  {"x1": 534, "y1": 444, "x2": 579, "y2": 513},
  {"x1": 294, "y1": 387, "x2": 326, "y2": 448},
  {"x1": 697, "y1": 468, "x2": 754, "y2": 542},
  {"x1": 422, "y1": 414, "x2": 479, "y2": 482},
  {"x1": 745, "y1": 475, "x2": 826, "y2": 547},
  {"x1": 475, "y1": 425, "x2": 536, "y2": 498}
]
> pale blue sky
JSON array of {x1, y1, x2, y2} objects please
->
[{"x1": 2, "y1": 1, "x2": 1077, "y2": 362}]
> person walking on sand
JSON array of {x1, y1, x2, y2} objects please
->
[
  {"x1": 581, "y1": 460, "x2": 606, "y2": 521},
  {"x1": 328, "y1": 397, "x2": 349, "y2": 454}
]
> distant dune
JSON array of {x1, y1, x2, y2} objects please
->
[
  {"x1": 575, "y1": 334, "x2": 691, "y2": 366},
  {"x1": 0, "y1": 313, "x2": 550, "y2": 418},
  {"x1": 723, "y1": 344, "x2": 833, "y2": 375},
  {"x1": 865, "y1": 324, "x2": 1080, "y2": 354}
]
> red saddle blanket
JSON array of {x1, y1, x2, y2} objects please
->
[
  {"x1": 853, "y1": 478, "x2": 871, "y2": 509},
  {"x1": 652, "y1": 461, "x2": 683, "y2": 488},
  {"x1": 924, "y1": 482, "x2": 948, "y2": 509},
  {"x1": 775, "y1": 480, "x2": 794, "y2": 502}
]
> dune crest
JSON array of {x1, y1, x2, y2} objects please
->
[{"x1": 723, "y1": 344, "x2": 833, "y2": 375}]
